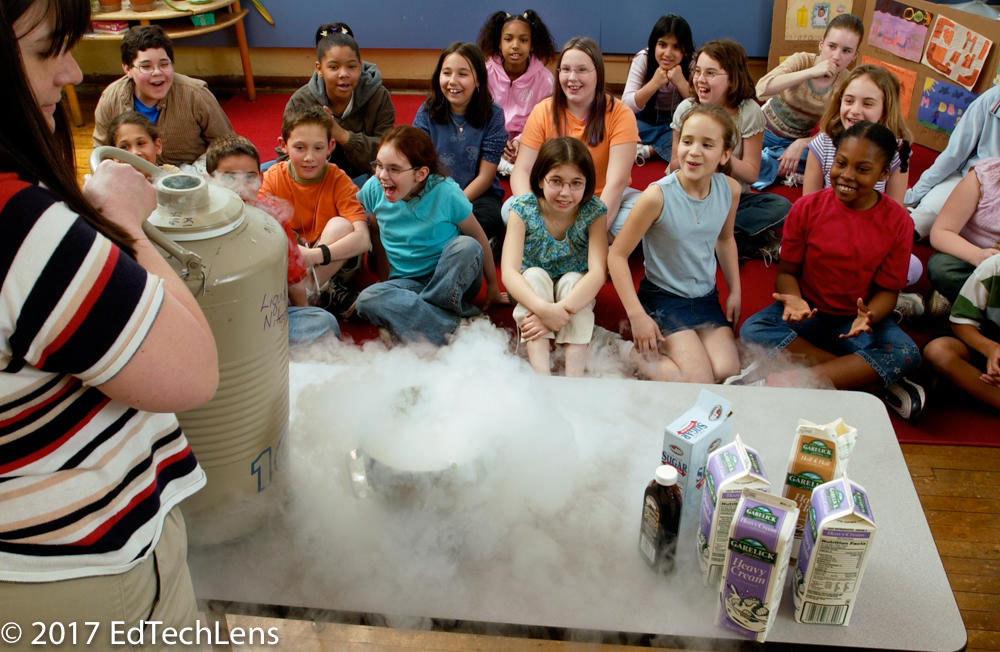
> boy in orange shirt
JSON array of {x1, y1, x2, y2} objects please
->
[{"x1": 261, "y1": 106, "x2": 370, "y2": 314}]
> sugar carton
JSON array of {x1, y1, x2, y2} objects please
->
[
  {"x1": 781, "y1": 418, "x2": 856, "y2": 555},
  {"x1": 662, "y1": 389, "x2": 733, "y2": 523},
  {"x1": 718, "y1": 489, "x2": 798, "y2": 642},
  {"x1": 793, "y1": 474, "x2": 876, "y2": 626},
  {"x1": 697, "y1": 434, "x2": 770, "y2": 587}
]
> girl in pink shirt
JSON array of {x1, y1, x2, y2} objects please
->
[{"x1": 477, "y1": 9, "x2": 557, "y2": 171}]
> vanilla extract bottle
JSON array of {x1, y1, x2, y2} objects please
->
[{"x1": 639, "y1": 465, "x2": 682, "y2": 573}]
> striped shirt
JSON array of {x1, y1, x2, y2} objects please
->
[{"x1": 0, "y1": 173, "x2": 205, "y2": 582}]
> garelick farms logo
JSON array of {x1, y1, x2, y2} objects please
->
[
  {"x1": 800, "y1": 440, "x2": 833, "y2": 459},
  {"x1": 744, "y1": 504, "x2": 778, "y2": 527}
]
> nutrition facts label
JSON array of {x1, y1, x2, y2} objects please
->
[{"x1": 805, "y1": 530, "x2": 871, "y2": 598}]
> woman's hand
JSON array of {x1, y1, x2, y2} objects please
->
[
  {"x1": 777, "y1": 138, "x2": 809, "y2": 178},
  {"x1": 629, "y1": 310, "x2": 664, "y2": 354},
  {"x1": 774, "y1": 292, "x2": 816, "y2": 323},
  {"x1": 809, "y1": 58, "x2": 838, "y2": 80},
  {"x1": 981, "y1": 341, "x2": 1000, "y2": 387},
  {"x1": 840, "y1": 298, "x2": 873, "y2": 339},
  {"x1": 520, "y1": 311, "x2": 551, "y2": 341},
  {"x1": 535, "y1": 301, "x2": 572, "y2": 333},
  {"x1": 502, "y1": 139, "x2": 520, "y2": 163},
  {"x1": 725, "y1": 292, "x2": 741, "y2": 325},
  {"x1": 82, "y1": 159, "x2": 156, "y2": 236}
]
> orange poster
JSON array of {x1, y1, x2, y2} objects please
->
[{"x1": 861, "y1": 55, "x2": 917, "y2": 118}]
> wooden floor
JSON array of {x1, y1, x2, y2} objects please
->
[{"x1": 67, "y1": 96, "x2": 997, "y2": 652}]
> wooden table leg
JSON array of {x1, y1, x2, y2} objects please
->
[
  {"x1": 230, "y1": 1, "x2": 256, "y2": 101},
  {"x1": 63, "y1": 84, "x2": 84, "y2": 127}
]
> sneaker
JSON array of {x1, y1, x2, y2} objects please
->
[
  {"x1": 496, "y1": 158, "x2": 514, "y2": 177},
  {"x1": 635, "y1": 144, "x2": 653, "y2": 166},
  {"x1": 335, "y1": 254, "x2": 363, "y2": 282},
  {"x1": 757, "y1": 229, "x2": 782, "y2": 268},
  {"x1": 782, "y1": 172, "x2": 804, "y2": 187},
  {"x1": 319, "y1": 277, "x2": 358, "y2": 320},
  {"x1": 883, "y1": 377, "x2": 925, "y2": 422},
  {"x1": 723, "y1": 360, "x2": 764, "y2": 385},
  {"x1": 927, "y1": 290, "x2": 952, "y2": 319},
  {"x1": 893, "y1": 292, "x2": 925, "y2": 323}
]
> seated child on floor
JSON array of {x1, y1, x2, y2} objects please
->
[
  {"x1": 927, "y1": 157, "x2": 1000, "y2": 309},
  {"x1": 260, "y1": 105, "x2": 370, "y2": 316},
  {"x1": 206, "y1": 135, "x2": 340, "y2": 345},
  {"x1": 355, "y1": 126, "x2": 506, "y2": 345},
  {"x1": 739, "y1": 122, "x2": 923, "y2": 419},
  {"x1": 107, "y1": 110, "x2": 164, "y2": 166},
  {"x1": 753, "y1": 13, "x2": 862, "y2": 189},
  {"x1": 923, "y1": 253, "x2": 1000, "y2": 411},
  {"x1": 609, "y1": 104, "x2": 741, "y2": 383},
  {"x1": 501, "y1": 137, "x2": 608, "y2": 376}
]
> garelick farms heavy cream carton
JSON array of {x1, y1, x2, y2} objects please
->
[
  {"x1": 662, "y1": 389, "x2": 733, "y2": 523},
  {"x1": 793, "y1": 475, "x2": 876, "y2": 626},
  {"x1": 718, "y1": 489, "x2": 798, "y2": 643},
  {"x1": 697, "y1": 435, "x2": 769, "y2": 587},
  {"x1": 781, "y1": 418, "x2": 856, "y2": 555}
]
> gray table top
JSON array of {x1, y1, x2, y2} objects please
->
[{"x1": 188, "y1": 361, "x2": 966, "y2": 651}]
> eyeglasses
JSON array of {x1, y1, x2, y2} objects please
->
[
  {"x1": 543, "y1": 176, "x2": 586, "y2": 192},
  {"x1": 558, "y1": 66, "x2": 595, "y2": 76},
  {"x1": 133, "y1": 60, "x2": 173, "y2": 74},
  {"x1": 691, "y1": 67, "x2": 726, "y2": 81},
  {"x1": 371, "y1": 161, "x2": 415, "y2": 176}
]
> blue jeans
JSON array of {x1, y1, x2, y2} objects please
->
[
  {"x1": 637, "y1": 114, "x2": 674, "y2": 160},
  {"x1": 739, "y1": 301, "x2": 921, "y2": 386},
  {"x1": 355, "y1": 236, "x2": 483, "y2": 345},
  {"x1": 753, "y1": 129, "x2": 808, "y2": 190},
  {"x1": 288, "y1": 306, "x2": 340, "y2": 345},
  {"x1": 736, "y1": 191, "x2": 791, "y2": 238}
]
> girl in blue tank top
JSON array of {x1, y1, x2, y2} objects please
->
[
  {"x1": 608, "y1": 104, "x2": 742, "y2": 383},
  {"x1": 501, "y1": 137, "x2": 608, "y2": 376}
]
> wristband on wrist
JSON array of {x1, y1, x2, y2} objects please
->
[{"x1": 319, "y1": 244, "x2": 332, "y2": 265}]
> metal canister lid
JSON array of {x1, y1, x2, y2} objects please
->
[{"x1": 148, "y1": 172, "x2": 246, "y2": 241}]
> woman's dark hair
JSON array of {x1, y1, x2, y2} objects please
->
[
  {"x1": 529, "y1": 136, "x2": 596, "y2": 202},
  {"x1": 834, "y1": 121, "x2": 900, "y2": 173},
  {"x1": 107, "y1": 110, "x2": 159, "y2": 145},
  {"x1": 120, "y1": 24, "x2": 174, "y2": 66},
  {"x1": 553, "y1": 37, "x2": 610, "y2": 147},
  {"x1": 380, "y1": 125, "x2": 445, "y2": 178},
  {"x1": 424, "y1": 42, "x2": 494, "y2": 128},
  {"x1": 476, "y1": 9, "x2": 557, "y2": 64},
  {"x1": 642, "y1": 15, "x2": 694, "y2": 88},
  {"x1": 692, "y1": 39, "x2": 757, "y2": 108},
  {"x1": 315, "y1": 22, "x2": 360, "y2": 62},
  {"x1": 1, "y1": 0, "x2": 134, "y2": 255}
]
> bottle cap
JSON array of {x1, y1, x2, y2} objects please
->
[{"x1": 655, "y1": 464, "x2": 679, "y2": 486}]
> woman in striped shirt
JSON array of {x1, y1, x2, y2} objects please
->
[{"x1": 1, "y1": 0, "x2": 217, "y2": 643}]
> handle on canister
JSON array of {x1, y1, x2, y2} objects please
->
[{"x1": 88, "y1": 146, "x2": 206, "y2": 293}]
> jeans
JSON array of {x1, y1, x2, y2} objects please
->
[
  {"x1": 752, "y1": 129, "x2": 808, "y2": 190},
  {"x1": 288, "y1": 306, "x2": 340, "y2": 345},
  {"x1": 736, "y1": 191, "x2": 791, "y2": 238},
  {"x1": 739, "y1": 301, "x2": 921, "y2": 385},
  {"x1": 637, "y1": 113, "x2": 674, "y2": 160},
  {"x1": 928, "y1": 252, "x2": 976, "y2": 303},
  {"x1": 355, "y1": 235, "x2": 484, "y2": 345}
]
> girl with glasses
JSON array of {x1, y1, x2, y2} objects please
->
[{"x1": 501, "y1": 137, "x2": 607, "y2": 376}]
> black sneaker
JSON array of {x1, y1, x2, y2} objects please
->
[
  {"x1": 335, "y1": 254, "x2": 363, "y2": 282},
  {"x1": 883, "y1": 377, "x2": 925, "y2": 422},
  {"x1": 319, "y1": 278, "x2": 358, "y2": 320}
]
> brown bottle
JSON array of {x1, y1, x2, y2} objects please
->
[{"x1": 639, "y1": 465, "x2": 682, "y2": 573}]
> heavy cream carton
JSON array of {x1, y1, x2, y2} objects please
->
[
  {"x1": 697, "y1": 435, "x2": 770, "y2": 587},
  {"x1": 793, "y1": 475, "x2": 876, "y2": 626},
  {"x1": 718, "y1": 489, "x2": 798, "y2": 643},
  {"x1": 781, "y1": 418, "x2": 856, "y2": 554},
  {"x1": 662, "y1": 389, "x2": 733, "y2": 523}
]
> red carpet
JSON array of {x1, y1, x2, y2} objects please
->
[{"x1": 222, "y1": 93, "x2": 999, "y2": 447}]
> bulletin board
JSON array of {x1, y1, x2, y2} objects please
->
[{"x1": 769, "y1": 0, "x2": 1000, "y2": 151}]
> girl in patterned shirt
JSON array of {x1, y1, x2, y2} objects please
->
[{"x1": 501, "y1": 137, "x2": 608, "y2": 376}]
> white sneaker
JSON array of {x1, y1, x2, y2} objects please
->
[
  {"x1": 635, "y1": 144, "x2": 653, "y2": 166},
  {"x1": 496, "y1": 158, "x2": 514, "y2": 177},
  {"x1": 893, "y1": 292, "x2": 925, "y2": 323},
  {"x1": 883, "y1": 378, "x2": 925, "y2": 422},
  {"x1": 782, "y1": 172, "x2": 805, "y2": 187},
  {"x1": 723, "y1": 360, "x2": 764, "y2": 385}
]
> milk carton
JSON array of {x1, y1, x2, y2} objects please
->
[
  {"x1": 662, "y1": 389, "x2": 733, "y2": 523},
  {"x1": 781, "y1": 418, "x2": 856, "y2": 555},
  {"x1": 697, "y1": 435, "x2": 770, "y2": 587},
  {"x1": 793, "y1": 475, "x2": 876, "y2": 626},
  {"x1": 718, "y1": 489, "x2": 798, "y2": 642}
]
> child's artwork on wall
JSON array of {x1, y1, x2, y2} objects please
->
[
  {"x1": 921, "y1": 15, "x2": 993, "y2": 91},
  {"x1": 868, "y1": 0, "x2": 931, "y2": 63},
  {"x1": 784, "y1": 1, "x2": 853, "y2": 40},
  {"x1": 917, "y1": 77, "x2": 978, "y2": 134},
  {"x1": 861, "y1": 55, "x2": 917, "y2": 118}
]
